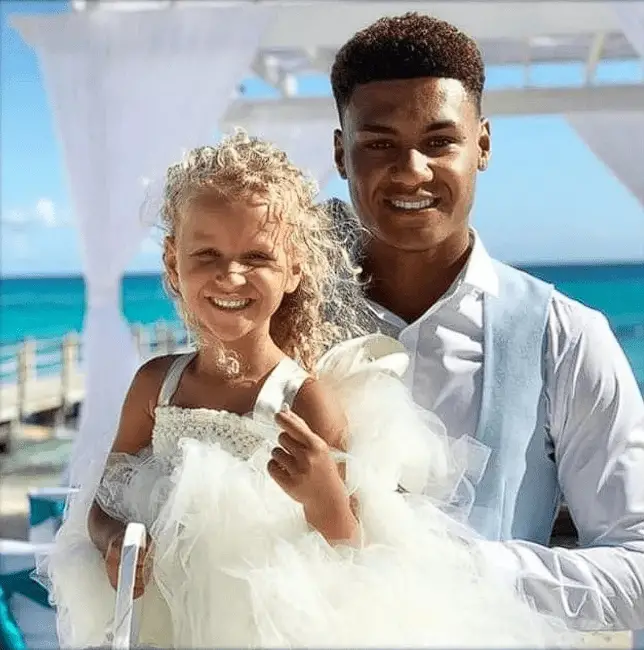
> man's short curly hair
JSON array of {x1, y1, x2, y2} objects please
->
[{"x1": 331, "y1": 12, "x2": 485, "y2": 118}]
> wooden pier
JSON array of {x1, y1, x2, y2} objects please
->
[
  {"x1": 2, "y1": 320, "x2": 640, "y2": 430},
  {"x1": 0, "y1": 334, "x2": 83, "y2": 427},
  {"x1": 0, "y1": 323, "x2": 189, "y2": 445}
]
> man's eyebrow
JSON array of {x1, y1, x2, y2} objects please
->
[{"x1": 356, "y1": 120, "x2": 459, "y2": 134}]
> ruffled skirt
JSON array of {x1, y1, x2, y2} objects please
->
[{"x1": 41, "y1": 371, "x2": 580, "y2": 648}]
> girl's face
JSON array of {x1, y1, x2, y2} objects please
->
[{"x1": 164, "y1": 193, "x2": 301, "y2": 346}]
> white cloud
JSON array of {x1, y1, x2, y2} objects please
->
[
  {"x1": 2, "y1": 198, "x2": 64, "y2": 229},
  {"x1": 3, "y1": 209, "x2": 27, "y2": 225},
  {"x1": 34, "y1": 198, "x2": 56, "y2": 226}
]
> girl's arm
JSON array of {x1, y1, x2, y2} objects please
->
[
  {"x1": 87, "y1": 356, "x2": 173, "y2": 557},
  {"x1": 273, "y1": 378, "x2": 359, "y2": 545}
]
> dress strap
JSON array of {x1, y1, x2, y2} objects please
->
[
  {"x1": 157, "y1": 353, "x2": 197, "y2": 407},
  {"x1": 253, "y1": 357, "x2": 309, "y2": 427}
]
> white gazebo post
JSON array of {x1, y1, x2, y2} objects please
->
[{"x1": 13, "y1": 3, "x2": 274, "y2": 488}]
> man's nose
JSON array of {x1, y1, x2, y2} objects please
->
[{"x1": 390, "y1": 148, "x2": 434, "y2": 185}]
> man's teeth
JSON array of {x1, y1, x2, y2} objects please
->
[
  {"x1": 390, "y1": 198, "x2": 437, "y2": 210},
  {"x1": 211, "y1": 298, "x2": 251, "y2": 309}
]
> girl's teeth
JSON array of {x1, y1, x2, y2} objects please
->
[{"x1": 211, "y1": 298, "x2": 250, "y2": 309}]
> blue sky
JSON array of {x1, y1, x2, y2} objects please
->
[{"x1": 2, "y1": 0, "x2": 643, "y2": 277}]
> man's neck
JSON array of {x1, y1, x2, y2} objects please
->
[{"x1": 362, "y1": 232, "x2": 472, "y2": 324}]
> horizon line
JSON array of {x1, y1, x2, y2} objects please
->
[{"x1": 3, "y1": 258, "x2": 644, "y2": 281}]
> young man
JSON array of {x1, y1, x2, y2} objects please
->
[{"x1": 330, "y1": 12, "x2": 644, "y2": 631}]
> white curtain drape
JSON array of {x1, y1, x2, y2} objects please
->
[
  {"x1": 244, "y1": 119, "x2": 339, "y2": 192},
  {"x1": 13, "y1": 6, "x2": 274, "y2": 487},
  {"x1": 565, "y1": 2, "x2": 644, "y2": 211}
]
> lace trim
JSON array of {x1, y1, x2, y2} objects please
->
[{"x1": 95, "y1": 447, "x2": 172, "y2": 528}]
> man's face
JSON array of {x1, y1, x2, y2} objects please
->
[{"x1": 334, "y1": 77, "x2": 490, "y2": 252}]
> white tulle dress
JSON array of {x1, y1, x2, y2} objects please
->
[{"x1": 42, "y1": 334, "x2": 579, "y2": 648}]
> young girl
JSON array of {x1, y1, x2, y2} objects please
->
[{"x1": 42, "y1": 132, "x2": 579, "y2": 648}]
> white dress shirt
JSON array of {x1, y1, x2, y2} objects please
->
[{"x1": 368, "y1": 232, "x2": 644, "y2": 630}]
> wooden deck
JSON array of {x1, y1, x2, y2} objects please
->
[
  {"x1": 0, "y1": 324, "x2": 189, "y2": 432},
  {"x1": 0, "y1": 370, "x2": 85, "y2": 425}
]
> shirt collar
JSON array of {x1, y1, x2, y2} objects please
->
[
  {"x1": 365, "y1": 230, "x2": 499, "y2": 329},
  {"x1": 461, "y1": 229, "x2": 499, "y2": 297}
]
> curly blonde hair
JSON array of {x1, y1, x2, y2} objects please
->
[{"x1": 159, "y1": 130, "x2": 369, "y2": 375}]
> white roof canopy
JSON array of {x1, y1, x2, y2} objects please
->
[
  {"x1": 68, "y1": 1, "x2": 643, "y2": 121},
  {"x1": 27, "y1": 1, "x2": 644, "y2": 208},
  {"x1": 69, "y1": 1, "x2": 638, "y2": 44}
]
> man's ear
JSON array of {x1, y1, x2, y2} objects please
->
[
  {"x1": 334, "y1": 129, "x2": 347, "y2": 179},
  {"x1": 477, "y1": 117, "x2": 491, "y2": 171}
]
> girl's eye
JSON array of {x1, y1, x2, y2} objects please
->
[
  {"x1": 193, "y1": 248, "x2": 219, "y2": 258},
  {"x1": 245, "y1": 252, "x2": 274, "y2": 264}
]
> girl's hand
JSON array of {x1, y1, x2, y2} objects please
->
[
  {"x1": 269, "y1": 406, "x2": 351, "y2": 520},
  {"x1": 104, "y1": 530, "x2": 153, "y2": 599}
]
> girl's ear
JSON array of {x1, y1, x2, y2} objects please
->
[
  {"x1": 163, "y1": 236, "x2": 180, "y2": 295},
  {"x1": 284, "y1": 262, "x2": 302, "y2": 294}
]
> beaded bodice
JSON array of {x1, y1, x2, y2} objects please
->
[
  {"x1": 153, "y1": 406, "x2": 272, "y2": 461},
  {"x1": 151, "y1": 353, "x2": 309, "y2": 462}
]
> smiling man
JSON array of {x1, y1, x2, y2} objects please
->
[{"x1": 330, "y1": 12, "x2": 644, "y2": 631}]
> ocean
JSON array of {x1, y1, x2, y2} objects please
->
[{"x1": 1, "y1": 263, "x2": 643, "y2": 390}]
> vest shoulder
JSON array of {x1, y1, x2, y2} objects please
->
[{"x1": 491, "y1": 260, "x2": 554, "y2": 293}]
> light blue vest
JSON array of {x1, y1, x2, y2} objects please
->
[{"x1": 467, "y1": 261, "x2": 560, "y2": 545}]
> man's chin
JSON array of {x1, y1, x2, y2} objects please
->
[{"x1": 379, "y1": 225, "x2": 455, "y2": 253}]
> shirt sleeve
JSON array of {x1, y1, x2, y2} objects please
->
[{"x1": 476, "y1": 298, "x2": 644, "y2": 631}]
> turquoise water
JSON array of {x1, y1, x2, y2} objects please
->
[
  {"x1": 0, "y1": 274, "x2": 179, "y2": 344},
  {"x1": 1, "y1": 264, "x2": 643, "y2": 388}
]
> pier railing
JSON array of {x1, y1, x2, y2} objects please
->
[
  {"x1": 1, "y1": 319, "x2": 642, "y2": 432},
  {"x1": 0, "y1": 321, "x2": 190, "y2": 431}
]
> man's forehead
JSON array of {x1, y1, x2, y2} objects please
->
[{"x1": 346, "y1": 77, "x2": 472, "y2": 127}]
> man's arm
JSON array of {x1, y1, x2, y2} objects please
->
[{"x1": 477, "y1": 302, "x2": 644, "y2": 631}]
